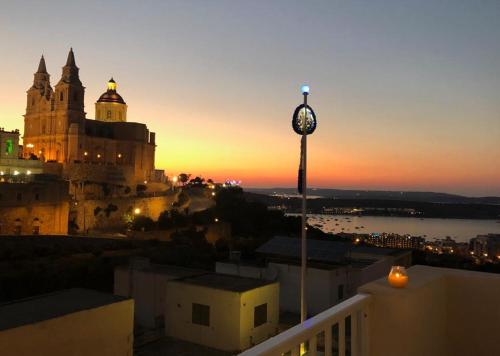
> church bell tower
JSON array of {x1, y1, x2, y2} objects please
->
[{"x1": 54, "y1": 48, "x2": 86, "y2": 125}]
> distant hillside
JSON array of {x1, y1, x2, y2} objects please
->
[{"x1": 246, "y1": 188, "x2": 500, "y2": 205}]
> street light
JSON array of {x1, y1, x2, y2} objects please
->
[
  {"x1": 171, "y1": 175, "x2": 178, "y2": 191},
  {"x1": 292, "y1": 84, "x2": 317, "y2": 323},
  {"x1": 134, "y1": 208, "x2": 141, "y2": 215}
]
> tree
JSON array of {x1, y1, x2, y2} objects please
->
[
  {"x1": 136, "y1": 184, "x2": 147, "y2": 194},
  {"x1": 178, "y1": 173, "x2": 190, "y2": 186},
  {"x1": 131, "y1": 215, "x2": 155, "y2": 231},
  {"x1": 158, "y1": 210, "x2": 188, "y2": 229},
  {"x1": 188, "y1": 176, "x2": 206, "y2": 187}
]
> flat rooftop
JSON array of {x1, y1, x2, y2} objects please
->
[
  {"x1": 174, "y1": 273, "x2": 275, "y2": 292},
  {"x1": 257, "y1": 236, "x2": 408, "y2": 266},
  {"x1": 0, "y1": 288, "x2": 128, "y2": 332},
  {"x1": 116, "y1": 262, "x2": 208, "y2": 278}
]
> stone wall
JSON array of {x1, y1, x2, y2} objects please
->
[
  {"x1": 0, "y1": 179, "x2": 69, "y2": 235},
  {"x1": 71, "y1": 193, "x2": 178, "y2": 233}
]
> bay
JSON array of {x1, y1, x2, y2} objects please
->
[{"x1": 296, "y1": 214, "x2": 500, "y2": 243}]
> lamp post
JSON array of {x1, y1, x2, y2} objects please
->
[{"x1": 292, "y1": 85, "x2": 317, "y2": 323}]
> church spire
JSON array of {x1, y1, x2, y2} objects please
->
[
  {"x1": 32, "y1": 54, "x2": 50, "y2": 91},
  {"x1": 66, "y1": 47, "x2": 76, "y2": 67},
  {"x1": 58, "y1": 47, "x2": 81, "y2": 85},
  {"x1": 37, "y1": 55, "x2": 47, "y2": 73}
]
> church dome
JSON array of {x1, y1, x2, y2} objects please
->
[{"x1": 97, "y1": 78, "x2": 126, "y2": 104}]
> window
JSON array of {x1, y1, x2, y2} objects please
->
[
  {"x1": 107, "y1": 111, "x2": 112, "y2": 119},
  {"x1": 60, "y1": 92, "x2": 64, "y2": 101},
  {"x1": 192, "y1": 303, "x2": 210, "y2": 326},
  {"x1": 119, "y1": 112, "x2": 122, "y2": 120},
  {"x1": 254, "y1": 303, "x2": 267, "y2": 328},
  {"x1": 5, "y1": 139, "x2": 13, "y2": 155},
  {"x1": 73, "y1": 92, "x2": 78, "y2": 102},
  {"x1": 338, "y1": 284, "x2": 344, "y2": 301}
]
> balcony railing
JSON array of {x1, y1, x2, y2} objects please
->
[
  {"x1": 239, "y1": 293, "x2": 371, "y2": 356},
  {"x1": 240, "y1": 266, "x2": 500, "y2": 356}
]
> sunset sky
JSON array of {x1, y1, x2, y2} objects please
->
[{"x1": 0, "y1": 1, "x2": 499, "y2": 196}]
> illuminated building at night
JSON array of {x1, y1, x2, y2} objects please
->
[{"x1": 22, "y1": 49, "x2": 156, "y2": 184}]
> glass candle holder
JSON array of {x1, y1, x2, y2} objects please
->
[{"x1": 388, "y1": 266, "x2": 408, "y2": 288}]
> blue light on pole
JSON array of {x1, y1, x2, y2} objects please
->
[{"x1": 301, "y1": 85, "x2": 310, "y2": 95}]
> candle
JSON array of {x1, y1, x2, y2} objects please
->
[{"x1": 388, "y1": 266, "x2": 408, "y2": 288}]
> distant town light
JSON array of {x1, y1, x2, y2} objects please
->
[
  {"x1": 0, "y1": 171, "x2": 3, "y2": 176},
  {"x1": 27, "y1": 170, "x2": 31, "y2": 175},
  {"x1": 26, "y1": 143, "x2": 34, "y2": 148},
  {"x1": 13, "y1": 170, "x2": 19, "y2": 175},
  {"x1": 97, "y1": 153, "x2": 101, "y2": 158},
  {"x1": 134, "y1": 208, "x2": 141, "y2": 215},
  {"x1": 144, "y1": 180, "x2": 148, "y2": 184},
  {"x1": 117, "y1": 153, "x2": 122, "y2": 158},
  {"x1": 301, "y1": 85, "x2": 310, "y2": 95},
  {"x1": 84, "y1": 151, "x2": 88, "y2": 156},
  {"x1": 211, "y1": 192, "x2": 216, "y2": 197},
  {"x1": 214, "y1": 218, "x2": 219, "y2": 223}
]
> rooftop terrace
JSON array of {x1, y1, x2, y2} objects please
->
[
  {"x1": 239, "y1": 265, "x2": 500, "y2": 356},
  {"x1": 174, "y1": 273, "x2": 276, "y2": 292}
]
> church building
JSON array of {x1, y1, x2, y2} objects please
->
[{"x1": 22, "y1": 49, "x2": 156, "y2": 184}]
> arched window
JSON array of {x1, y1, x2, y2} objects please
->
[
  {"x1": 60, "y1": 92, "x2": 64, "y2": 101},
  {"x1": 107, "y1": 111, "x2": 112, "y2": 119}
]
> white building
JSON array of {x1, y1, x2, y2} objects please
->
[
  {"x1": 165, "y1": 273, "x2": 279, "y2": 353},
  {"x1": 217, "y1": 236, "x2": 411, "y2": 316},
  {"x1": 114, "y1": 258, "x2": 206, "y2": 328}
]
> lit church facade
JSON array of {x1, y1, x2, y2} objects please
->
[{"x1": 23, "y1": 49, "x2": 156, "y2": 183}]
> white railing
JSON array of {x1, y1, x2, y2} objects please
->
[{"x1": 239, "y1": 293, "x2": 371, "y2": 356}]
